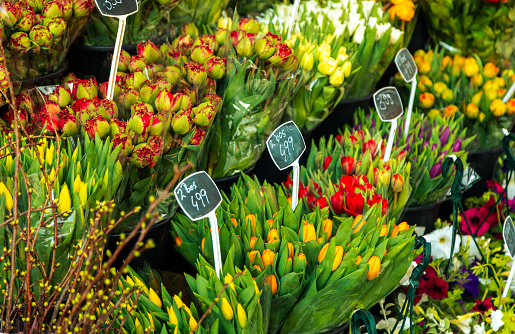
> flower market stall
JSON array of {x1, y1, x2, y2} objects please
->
[{"x1": 0, "y1": 0, "x2": 514, "y2": 333}]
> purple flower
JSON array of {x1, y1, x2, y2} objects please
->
[
  {"x1": 413, "y1": 156, "x2": 417, "y2": 162},
  {"x1": 429, "y1": 163, "x2": 442, "y2": 178},
  {"x1": 371, "y1": 118, "x2": 376, "y2": 128},
  {"x1": 432, "y1": 143, "x2": 438, "y2": 151},
  {"x1": 460, "y1": 267, "x2": 480, "y2": 298},
  {"x1": 440, "y1": 126, "x2": 450, "y2": 146},
  {"x1": 452, "y1": 138, "x2": 462, "y2": 152}
]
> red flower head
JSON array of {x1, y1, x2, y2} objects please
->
[
  {"x1": 335, "y1": 134, "x2": 344, "y2": 144},
  {"x1": 190, "y1": 127, "x2": 206, "y2": 145},
  {"x1": 486, "y1": 180, "x2": 504, "y2": 194},
  {"x1": 340, "y1": 174, "x2": 357, "y2": 194},
  {"x1": 368, "y1": 194, "x2": 388, "y2": 216},
  {"x1": 330, "y1": 191, "x2": 346, "y2": 214},
  {"x1": 283, "y1": 174, "x2": 293, "y2": 189},
  {"x1": 315, "y1": 197, "x2": 328, "y2": 209},
  {"x1": 471, "y1": 297, "x2": 496, "y2": 314},
  {"x1": 323, "y1": 156, "x2": 332, "y2": 170},
  {"x1": 460, "y1": 201, "x2": 500, "y2": 236},
  {"x1": 416, "y1": 266, "x2": 449, "y2": 301},
  {"x1": 344, "y1": 192, "x2": 365, "y2": 217},
  {"x1": 362, "y1": 139, "x2": 378, "y2": 155},
  {"x1": 341, "y1": 156, "x2": 356, "y2": 175}
]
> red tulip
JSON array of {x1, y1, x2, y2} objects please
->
[{"x1": 341, "y1": 156, "x2": 356, "y2": 175}]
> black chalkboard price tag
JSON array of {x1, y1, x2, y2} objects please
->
[
  {"x1": 504, "y1": 216, "x2": 515, "y2": 258},
  {"x1": 94, "y1": 0, "x2": 138, "y2": 17},
  {"x1": 174, "y1": 171, "x2": 222, "y2": 221},
  {"x1": 266, "y1": 121, "x2": 306, "y2": 170},
  {"x1": 395, "y1": 48, "x2": 418, "y2": 83},
  {"x1": 373, "y1": 87, "x2": 404, "y2": 122}
]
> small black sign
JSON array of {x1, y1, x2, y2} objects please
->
[
  {"x1": 266, "y1": 121, "x2": 306, "y2": 170},
  {"x1": 94, "y1": 0, "x2": 138, "y2": 17},
  {"x1": 174, "y1": 171, "x2": 222, "y2": 221},
  {"x1": 504, "y1": 216, "x2": 515, "y2": 258},
  {"x1": 373, "y1": 87, "x2": 404, "y2": 122},
  {"x1": 395, "y1": 48, "x2": 418, "y2": 83}
]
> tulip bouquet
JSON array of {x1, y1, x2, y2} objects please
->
[
  {"x1": 301, "y1": 127, "x2": 412, "y2": 222},
  {"x1": 419, "y1": 0, "x2": 515, "y2": 64},
  {"x1": 395, "y1": 48, "x2": 515, "y2": 150},
  {"x1": 81, "y1": 0, "x2": 181, "y2": 46},
  {"x1": 171, "y1": 175, "x2": 417, "y2": 333},
  {"x1": 353, "y1": 109, "x2": 474, "y2": 206},
  {"x1": 0, "y1": 0, "x2": 94, "y2": 82},
  {"x1": 201, "y1": 17, "x2": 300, "y2": 178}
]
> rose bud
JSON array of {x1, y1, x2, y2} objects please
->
[
  {"x1": 15, "y1": 10, "x2": 35, "y2": 32},
  {"x1": 201, "y1": 93, "x2": 222, "y2": 112},
  {"x1": 171, "y1": 109, "x2": 192, "y2": 134},
  {"x1": 215, "y1": 28, "x2": 227, "y2": 47},
  {"x1": 190, "y1": 127, "x2": 206, "y2": 145},
  {"x1": 148, "y1": 115, "x2": 164, "y2": 136},
  {"x1": 391, "y1": 174, "x2": 404, "y2": 192},
  {"x1": 147, "y1": 134, "x2": 164, "y2": 154},
  {"x1": 112, "y1": 133, "x2": 134, "y2": 156},
  {"x1": 47, "y1": 85, "x2": 71, "y2": 107},
  {"x1": 100, "y1": 99, "x2": 119, "y2": 121},
  {"x1": 59, "y1": 111, "x2": 78, "y2": 137},
  {"x1": 185, "y1": 61, "x2": 207, "y2": 86},
  {"x1": 139, "y1": 81, "x2": 160, "y2": 105},
  {"x1": 83, "y1": 115, "x2": 110, "y2": 139},
  {"x1": 173, "y1": 92, "x2": 192, "y2": 111},
  {"x1": 110, "y1": 118, "x2": 127, "y2": 137},
  {"x1": 29, "y1": 25, "x2": 53, "y2": 48},
  {"x1": 155, "y1": 91, "x2": 174, "y2": 114},
  {"x1": 124, "y1": 71, "x2": 147, "y2": 88},
  {"x1": 191, "y1": 44, "x2": 214, "y2": 65},
  {"x1": 9, "y1": 32, "x2": 32, "y2": 55},
  {"x1": 205, "y1": 56, "x2": 225, "y2": 80},
  {"x1": 73, "y1": 0, "x2": 94, "y2": 18},
  {"x1": 127, "y1": 109, "x2": 153, "y2": 135},
  {"x1": 128, "y1": 55, "x2": 147, "y2": 73},
  {"x1": 172, "y1": 35, "x2": 194, "y2": 56},
  {"x1": 42, "y1": 0, "x2": 63, "y2": 18},
  {"x1": 200, "y1": 34, "x2": 218, "y2": 52},
  {"x1": 238, "y1": 18, "x2": 260, "y2": 35},
  {"x1": 45, "y1": 17, "x2": 66, "y2": 39},
  {"x1": 158, "y1": 65, "x2": 182, "y2": 85},
  {"x1": 191, "y1": 102, "x2": 215, "y2": 126},
  {"x1": 341, "y1": 156, "x2": 356, "y2": 175},
  {"x1": 73, "y1": 78, "x2": 98, "y2": 100},
  {"x1": 117, "y1": 50, "x2": 131, "y2": 72},
  {"x1": 137, "y1": 40, "x2": 161, "y2": 63},
  {"x1": 129, "y1": 143, "x2": 158, "y2": 168},
  {"x1": 118, "y1": 86, "x2": 141, "y2": 111},
  {"x1": 181, "y1": 22, "x2": 199, "y2": 39},
  {"x1": 177, "y1": 86, "x2": 196, "y2": 106},
  {"x1": 206, "y1": 78, "x2": 217, "y2": 94},
  {"x1": 374, "y1": 170, "x2": 391, "y2": 188}
]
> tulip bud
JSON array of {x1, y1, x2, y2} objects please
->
[
  {"x1": 204, "y1": 56, "x2": 225, "y2": 80},
  {"x1": 375, "y1": 170, "x2": 391, "y2": 189},
  {"x1": 29, "y1": 25, "x2": 53, "y2": 48},
  {"x1": 418, "y1": 92, "x2": 435, "y2": 109},
  {"x1": 302, "y1": 222, "x2": 316, "y2": 242},
  {"x1": 115, "y1": 50, "x2": 131, "y2": 72},
  {"x1": 172, "y1": 35, "x2": 194, "y2": 55},
  {"x1": 391, "y1": 174, "x2": 403, "y2": 192},
  {"x1": 249, "y1": 236, "x2": 257, "y2": 249},
  {"x1": 10, "y1": 32, "x2": 32, "y2": 55},
  {"x1": 323, "y1": 219, "x2": 332, "y2": 239},
  {"x1": 249, "y1": 250, "x2": 260, "y2": 263},
  {"x1": 48, "y1": 86, "x2": 71, "y2": 107},
  {"x1": 170, "y1": 109, "x2": 192, "y2": 135},
  {"x1": 367, "y1": 256, "x2": 381, "y2": 280},
  {"x1": 118, "y1": 86, "x2": 141, "y2": 111},
  {"x1": 16, "y1": 10, "x2": 36, "y2": 33},
  {"x1": 37, "y1": 102, "x2": 61, "y2": 133},
  {"x1": 341, "y1": 156, "x2": 356, "y2": 175},
  {"x1": 73, "y1": 0, "x2": 94, "y2": 17},
  {"x1": 262, "y1": 251, "x2": 275, "y2": 268},
  {"x1": 215, "y1": 28, "x2": 227, "y2": 47},
  {"x1": 129, "y1": 143, "x2": 159, "y2": 168},
  {"x1": 148, "y1": 288, "x2": 162, "y2": 308},
  {"x1": 0, "y1": 182, "x2": 13, "y2": 211},
  {"x1": 185, "y1": 61, "x2": 207, "y2": 86},
  {"x1": 238, "y1": 18, "x2": 260, "y2": 35},
  {"x1": 441, "y1": 89, "x2": 454, "y2": 103},
  {"x1": 483, "y1": 62, "x2": 499, "y2": 78},
  {"x1": 137, "y1": 40, "x2": 161, "y2": 63},
  {"x1": 329, "y1": 67, "x2": 345, "y2": 87},
  {"x1": 191, "y1": 44, "x2": 214, "y2": 65},
  {"x1": 59, "y1": 111, "x2": 78, "y2": 137},
  {"x1": 491, "y1": 98, "x2": 507, "y2": 117},
  {"x1": 58, "y1": 184, "x2": 71, "y2": 213},
  {"x1": 202, "y1": 93, "x2": 222, "y2": 113},
  {"x1": 45, "y1": 17, "x2": 66, "y2": 39},
  {"x1": 267, "y1": 228, "x2": 279, "y2": 243},
  {"x1": 199, "y1": 34, "x2": 219, "y2": 52},
  {"x1": 99, "y1": 100, "x2": 119, "y2": 121},
  {"x1": 43, "y1": 0, "x2": 63, "y2": 18},
  {"x1": 236, "y1": 303, "x2": 248, "y2": 328},
  {"x1": 265, "y1": 275, "x2": 278, "y2": 295},
  {"x1": 191, "y1": 102, "x2": 216, "y2": 127},
  {"x1": 217, "y1": 17, "x2": 233, "y2": 29},
  {"x1": 254, "y1": 32, "x2": 280, "y2": 60},
  {"x1": 318, "y1": 56, "x2": 337, "y2": 76},
  {"x1": 300, "y1": 53, "x2": 314, "y2": 71},
  {"x1": 221, "y1": 298, "x2": 233, "y2": 321},
  {"x1": 155, "y1": 91, "x2": 174, "y2": 114},
  {"x1": 506, "y1": 99, "x2": 515, "y2": 115},
  {"x1": 181, "y1": 22, "x2": 199, "y2": 39},
  {"x1": 269, "y1": 43, "x2": 295, "y2": 69},
  {"x1": 128, "y1": 110, "x2": 153, "y2": 137},
  {"x1": 73, "y1": 78, "x2": 98, "y2": 100},
  {"x1": 2, "y1": 2, "x2": 18, "y2": 26},
  {"x1": 112, "y1": 133, "x2": 134, "y2": 156},
  {"x1": 128, "y1": 55, "x2": 147, "y2": 73},
  {"x1": 83, "y1": 115, "x2": 110, "y2": 139},
  {"x1": 318, "y1": 243, "x2": 330, "y2": 263}
]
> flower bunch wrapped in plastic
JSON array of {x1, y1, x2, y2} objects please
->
[
  {"x1": 353, "y1": 108, "x2": 474, "y2": 206},
  {"x1": 265, "y1": 0, "x2": 408, "y2": 100},
  {"x1": 171, "y1": 175, "x2": 417, "y2": 333},
  {"x1": 201, "y1": 17, "x2": 300, "y2": 178},
  {"x1": 419, "y1": 0, "x2": 515, "y2": 63},
  {"x1": 81, "y1": 0, "x2": 181, "y2": 46},
  {"x1": 301, "y1": 127, "x2": 411, "y2": 222},
  {"x1": 0, "y1": 0, "x2": 94, "y2": 81},
  {"x1": 396, "y1": 48, "x2": 515, "y2": 150}
]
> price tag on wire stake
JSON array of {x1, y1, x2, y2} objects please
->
[
  {"x1": 374, "y1": 87, "x2": 403, "y2": 162},
  {"x1": 174, "y1": 171, "x2": 223, "y2": 277},
  {"x1": 502, "y1": 216, "x2": 515, "y2": 309},
  {"x1": 94, "y1": 0, "x2": 138, "y2": 101},
  {"x1": 267, "y1": 121, "x2": 305, "y2": 211},
  {"x1": 395, "y1": 48, "x2": 417, "y2": 140}
]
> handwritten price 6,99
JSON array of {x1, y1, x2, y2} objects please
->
[
  {"x1": 279, "y1": 137, "x2": 295, "y2": 162},
  {"x1": 104, "y1": 0, "x2": 122, "y2": 10},
  {"x1": 191, "y1": 189, "x2": 210, "y2": 211}
]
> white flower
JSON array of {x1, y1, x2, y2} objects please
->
[
  {"x1": 490, "y1": 310, "x2": 504, "y2": 331},
  {"x1": 368, "y1": 17, "x2": 378, "y2": 27},
  {"x1": 350, "y1": 3, "x2": 360, "y2": 14},
  {"x1": 361, "y1": 1, "x2": 376, "y2": 19},
  {"x1": 462, "y1": 235, "x2": 481, "y2": 261},
  {"x1": 424, "y1": 226, "x2": 461, "y2": 259},
  {"x1": 451, "y1": 315, "x2": 473, "y2": 334},
  {"x1": 304, "y1": 1, "x2": 319, "y2": 14},
  {"x1": 390, "y1": 28, "x2": 403, "y2": 45},
  {"x1": 400, "y1": 261, "x2": 417, "y2": 286},
  {"x1": 353, "y1": 24, "x2": 366, "y2": 44},
  {"x1": 376, "y1": 318, "x2": 411, "y2": 332},
  {"x1": 334, "y1": 23, "x2": 346, "y2": 37},
  {"x1": 375, "y1": 23, "x2": 391, "y2": 41},
  {"x1": 347, "y1": 13, "x2": 364, "y2": 35},
  {"x1": 473, "y1": 322, "x2": 487, "y2": 334}
]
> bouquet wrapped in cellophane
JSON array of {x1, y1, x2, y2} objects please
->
[
  {"x1": 394, "y1": 47, "x2": 515, "y2": 150},
  {"x1": 171, "y1": 175, "x2": 417, "y2": 333},
  {"x1": 81, "y1": 0, "x2": 181, "y2": 46},
  {"x1": 301, "y1": 127, "x2": 411, "y2": 222},
  {"x1": 353, "y1": 108, "x2": 473, "y2": 206},
  {"x1": 0, "y1": 0, "x2": 94, "y2": 82},
  {"x1": 200, "y1": 17, "x2": 300, "y2": 178}
]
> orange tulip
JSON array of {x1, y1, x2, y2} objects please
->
[
  {"x1": 356, "y1": 255, "x2": 362, "y2": 265},
  {"x1": 201, "y1": 238, "x2": 205, "y2": 254},
  {"x1": 303, "y1": 222, "x2": 317, "y2": 243},
  {"x1": 262, "y1": 249, "x2": 275, "y2": 267},
  {"x1": 287, "y1": 242, "x2": 294, "y2": 258},
  {"x1": 265, "y1": 275, "x2": 278, "y2": 295},
  {"x1": 379, "y1": 225, "x2": 388, "y2": 237},
  {"x1": 252, "y1": 264, "x2": 262, "y2": 272},
  {"x1": 332, "y1": 246, "x2": 344, "y2": 271},
  {"x1": 323, "y1": 219, "x2": 333, "y2": 239},
  {"x1": 397, "y1": 221, "x2": 409, "y2": 232},
  {"x1": 267, "y1": 219, "x2": 274, "y2": 228},
  {"x1": 318, "y1": 243, "x2": 330, "y2": 263},
  {"x1": 391, "y1": 225, "x2": 400, "y2": 237},
  {"x1": 267, "y1": 228, "x2": 279, "y2": 243},
  {"x1": 231, "y1": 218, "x2": 238, "y2": 227},
  {"x1": 175, "y1": 236, "x2": 182, "y2": 247},
  {"x1": 249, "y1": 236, "x2": 257, "y2": 249},
  {"x1": 367, "y1": 256, "x2": 381, "y2": 280},
  {"x1": 246, "y1": 214, "x2": 257, "y2": 232},
  {"x1": 249, "y1": 250, "x2": 261, "y2": 263},
  {"x1": 352, "y1": 215, "x2": 364, "y2": 228}
]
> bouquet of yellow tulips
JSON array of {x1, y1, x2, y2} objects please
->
[{"x1": 171, "y1": 175, "x2": 417, "y2": 333}]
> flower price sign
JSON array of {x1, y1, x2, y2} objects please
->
[
  {"x1": 174, "y1": 171, "x2": 223, "y2": 277},
  {"x1": 502, "y1": 216, "x2": 515, "y2": 307},
  {"x1": 266, "y1": 121, "x2": 305, "y2": 210},
  {"x1": 395, "y1": 48, "x2": 418, "y2": 139},
  {"x1": 94, "y1": 0, "x2": 138, "y2": 100},
  {"x1": 373, "y1": 87, "x2": 403, "y2": 161}
]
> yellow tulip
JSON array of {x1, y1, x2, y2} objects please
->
[
  {"x1": 300, "y1": 53, "x2": 314, "y2": 71},
  {"x1": 466, "y1": 103, "x2": 479, "y2": 119},
  {"x1": 125, "y1": 276, "x2": 135, "y2": 287},
  {"x1": 249, "y1": 236, "x2": 257, "y2": 249},
  {"x1": 173, "y1": 295, "x2": 185, "y2": 309},
  {"x1": 356, "y1": 255, "x2": 362, "y2": 265},
  {"x1": 237, "y1": 303, "x2": 248, "y2": 328},
  {"x1": 224, "y1": 273, "x2": 236, "y2": 292},
  {"x1": 463, "y1": 57, "x2": 479, "y2": 77},
  {"x1": 135, "y1": 318, "x2": 144, "y2": 334},
  {"x1": 221, "y1": 298, "x2": 234, "y2": 321},
  {"x1": 302, "y1": 222, "x2": 316, "y2": 243},
  {"x1": 45, "y1": 143, "x2": 54, "y2": 165},
  {"x1": 78, "y1": 184, "x2": 87, "y2": 206},
  {"x1": 189, "y1": 315, "x2": 198, "y2": 329},
  {"x1": 287, "y1": 242, "x2": 294, "y2": 258},
  {"x1": 0, "y1": 182, "x2": 13, "y2": 211},
  {"x1": 245, "y1": 214, "x2": 257, "y2": 232},
  {"x1": 418, "y1": 92, "x2": 435, "y2": 109},
  {"x1": 167, "y1": 306, "x2": 178, "y2": 325},
  {"x1": 249, "y1": 250, "x2": 260, "y2": 263},
  {"x1": 318, "y1": 243, "x2": 330, "y2": 263},
  {"x1": 332, "y1": 246, "x2": 344, "y2": 271},
  {"x1": 329, "y1": 67, "x2": 345, "y2": 87},
  {"x1": 147, "y1": 313, "x2": 155, "y2": 331},
  {"x1": 318, "y1": 56, "x2": 337, "y2": 76},
  {"x1": 134, "y1": 276, "x2": 149, "y2": 295},
  {"x1": 379, "y1": 225, "x2": 388, "y2": 237},
  {"x1": 58, "y1": 184, "x2": 71, "y2": 213},
  {"x1": 148, "y1": 288, "x2": 162, "y2": 308},
  {"x1": 4, "y1": 155, "x2": 13, "y2": 174},
  {"x1": 73, "y1": 175, "x2": 82, "y2": 193},
  {"x1": 262, "y1": 249, "x2": 275, "y2": 267},
  {"x1": 483, "y1": 62, "x2": 499, "y2": 78},
  {"x1": 367, "y1": 256, "x2": 381, "y2": 280},
  {"x1": 267, "y1": 228, "x2": 279, "y2": 243},
  {"x1": 490, "y1": 98, "x2": 507, "y2": 117},
  {"x1": 397, "y1": 221, "x2": 410, "y2": 232}
]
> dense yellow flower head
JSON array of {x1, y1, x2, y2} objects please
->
[{"x1": 388, "y1": 0, "x2": 415, "y2": 21}]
